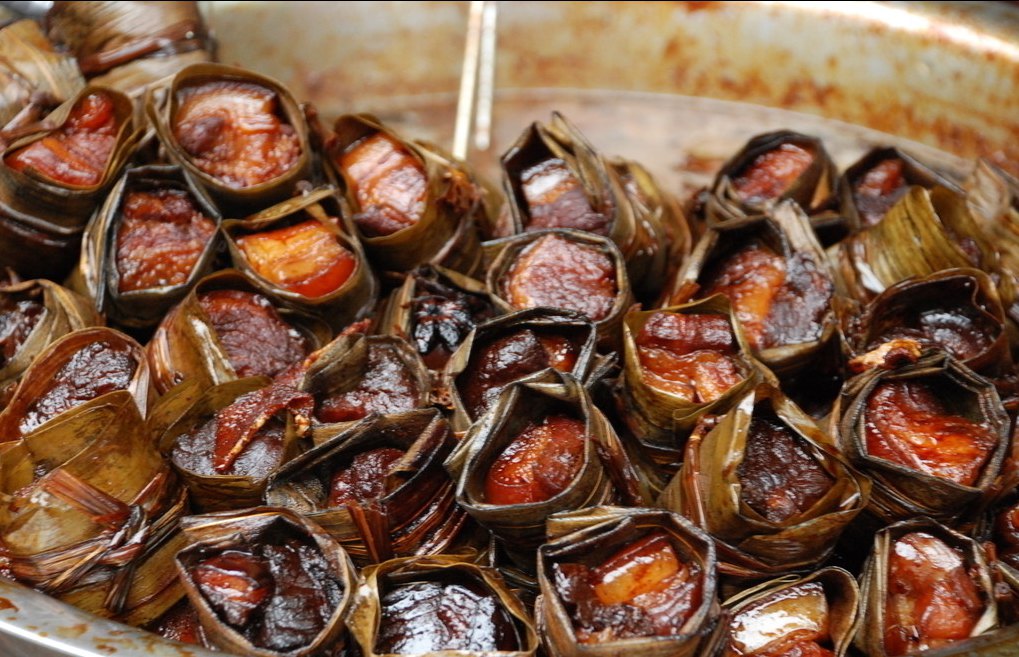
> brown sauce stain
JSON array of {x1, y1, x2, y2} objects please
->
[{"x1": 0, "y1": 597, "x2": 18, "y2": 612}]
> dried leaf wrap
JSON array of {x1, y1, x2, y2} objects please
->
[
  {"x1": 834, "y1": 351, "x2": 1010, "y2": 526},
  {"x1": 0, "y1": 390, "x2": 187, "y2": 625},
  {"x1": 659, "y1": 384, "x2": 870, "y2": 578},
  {"x1": 346, "y1": 554, "x2": 539, "y2": 657},
  {"x1": 326, "y1": 113, "x2": 487, "y2": 276},
  {"x1": 266, "y1": 409, "x2": 469, "y2": 565},
  {"x1": 223, "y1": 186, "x2": 378, "y2": 331},
  {"x1": 176, "y1": 507, "x2": 357, "y2": 657},
  {"x1": 537, "y1": 506, "x2": 719, "y2": 657},
  {"x1": 68, "y1": 163, "x2": 221, "y2": 329}
]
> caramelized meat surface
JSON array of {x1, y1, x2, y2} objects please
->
[
  {"x1": 994, "y1": 501, "x2": 1019, "y2": 571},
  {"x1": 503, "y1": 234, "x2": 617, "y2": 321},
  {"x1": 484, "y1": 414, "x2": 586, "y2": 505},
  {"x1": 174, "y1": 81, "x2": 301, "y2": 188},
  {"x1": 553, "y1": 531, "x2": 704, "y2": 643},
  {"x1": 867, "y1": 302, "x2": 997, "y2": 365},
  {"x1": 730, "y1": 143, "x2": 814, "y2": 205},
  {"x1": 116, "y1": 189, "x2": 216, "y2": 292},
  {"x1": 198, "y1": 290, "x2": 309, "y2": 379},
  {"x1": 147, "y1": 600, "x2": 205, "y2": 646},
  {"x1": 737, "y1": 415, "x2": 833, "y2": 523},
  {"x1": 725, "y1": 581, "x2": 834, "y2": 657},
  {"x1": 19, "y1": 340, "x2": 136, "y2": 433},
  {"x1": 701, "y1": 243, "x2": 831, "y2": 351},
  {"x1": 337, "y1": 132, "x2": 427, "y2": 237},
  {"x1": 316, "y1": 343, "x2": 420, "y2": 423},
  {"x1": 853, "y1": 158, "x2": 908, "y2": 227},
  {"x1": 376, "y1": 574, "x2": 519, "y2": 653},
  {"x1": 884, "y1": 532, "x2": 984, "y2": 656},
  {"x1": 0, "y1": 296, "x2": 44, "y2": 368},
  {"x1": 865, "y1": 380, "x2": 997, "y2": 486},
  {"x1": 460, "y1": 327, "x2": 580, "y2": 419},
  {"x1": 192, "y1": 537, "x2": 343, "y2": 652},
  {"x1": 6, "y1": 92, "x2": 118, "y2": 187},
  {"x1": 327, "y1": 447, "x2": 405, "y2": 507},
  {"x1": 520, "y1": 158, "x2": 611, "y2": 234},
  {"x1": 636, "y1": 312, "x2": 744, "y2": 403},
  {"x1": 236, "y1": 219, "x2": 356, "y2": 298}
]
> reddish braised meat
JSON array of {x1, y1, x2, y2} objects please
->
[
  {"x1": 730, "y1": 143, "x2": 815, "y2": 205},
  {"x1": 236, "y1": 220, "x2": 356, "y2": 298},
  {"x1": 174, "y1": 81, "x2": 301, "y2": 188},
  {"x1": 884, "y1": 532, "x2": 984, "y2": 656},
  {"x1": 484, "y1": 414, "x2": 586, "y2": 505},
  {"x1": 725, "y1": 581, "x2": 834, "y2": 657},
  {"x1": 198, "y1": 290, "x2": 309, "y2": 379},
  {"x1": 865, "y1": 380, "x2": 997, "y2": 486},
  {"x1": 327, "y1": 447, "x2": 406, "y2": 507},
  {"x1": 0, "y1": 296, "x2": 44, "y2": 368},
  {"x1": 19, "y1": 340, "x2": 136, "y2": 433},
  {"x1": 853, "y1": 158, "x2": 908, "y2": 227},
  {"x1": 316, "y1": 343, "x2": 420, "y2": 423},
  {"x1": 503, "y1": 235, "x2": 617, "y2": 321},
  {"x1": 520, "y1": 158, "x2": 611, "y2": 234},
  {"x1": 116, "y1": 189, "x2": 216, "y2": 292},
  {"x1": 336, "y1": 133, "x2": 427, "y2": 237},
  {"x1": 6, "y1": 91, "x2": 118, "y2": 187},
  {"x1": 737, "y1": 415, "x2": 833, "y2": 523},
  {"x1": 552, "y1": 531, "x2": 704, "y2": 643},
  {"x1": 636, "y1": 312, "x2": 744, "y2": 402}
]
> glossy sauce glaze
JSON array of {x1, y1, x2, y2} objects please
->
[
  {"x1": 730, "y1": 143, "x2": 815, "y2": 205},
  {"x1": 520, "y1": 158, "x2": 612, "y2": 234},
  {"x1": 502, "y1": 234, "x2": 617, "y2": 321},
  {"x1": 191, "y1": 536, "x2": 343, "y2": 652},
  {"x1": 724, "y1": 581, "x2": 834, "y2": 657},
  {"x1": 852, "y1": 157, "x2": 908, "y2": 227},
  {"x1": 148, "y1": 600, "x2": 206, "y2": 646},
  {"x1": 459, "y1": 327, "x2": 580, "y2": 419},
  {"x1": 737, "y1": 414, "x2": 833, "y2": 523},
  {"x1": 0, "y1": 296, "x2": 44, "y2": 368},
  {"x1": 994, "y1": 501, "x2": 1019, "y2": 572},
  {"x1": 173, "y1": 80, "x2": 301, "y2": 188},
  {"x1": 327, "y1": 447, "x2": 405, "y2": 507},
  {"x1": 19, "y1": 340, "x2": 136, "y2": 433},
  {"x1": 635, "y1": 311, "x2": 744, "y2": 402},
  {"x1": 197, "y1": 289, "x2": 309, "y2": 379},
  {"x1": 336, "y1": 132, "x2": 427, "y2": 237},
  {"x1": 115, "y1": 189, "x2": 216, "y2": 292},
  {"x1": 552, "y1": 531, "x2": 703, "y2": 643},
  {"x1": 700, "y1": 242, "x2": 832, "y2": 351},
  {"x1": 484, "y1": 414, "x2": 586, "y2": 505},
  {"x1": 376, "y1": 573, "x2": 520, "y2": 653},
  {"x1": 884, "y1": 532, "x2": 984, "y2": 656},
  {"x1": 5, "y1": 91, "x2": 118, "y2": 187},
  {"x1": 235, "y1": 219, "x2": 356, "y2": 298},
  {"x1": 864, "y1": 380, "x2": 997, "y2": 486},
  {"x1": 315, "y1": 342, "x2": 420, "y2": 423}
]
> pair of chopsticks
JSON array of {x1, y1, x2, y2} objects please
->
[{"x1": 452, "y1": 0, "x2": 497, "y2": 161}]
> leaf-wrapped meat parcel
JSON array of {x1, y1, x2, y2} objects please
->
[
  {"x1": 147, "y1": 63, "x2": 311, "y2": 212},
  {"x1": 446, "y1": 370, "x2": 649, "y2": 572},
  {"x1": 834, "y1": 350, "x2": 1010, "y2": 526},
  {"x1": 0, "y1": 19, "x2": 83, "y2": 126},
  {"x1": 69, "y1": 163, "x2": 220, "y2": 329},
  {"x1": 659, "y1": 384, "x2": 870, "y2": 579},
  {"x1": 444, "y1": 308, "x2": 602, "y2": 432},
  {"x1": 499, "y1": 112, "x2": 684, "y2": 302},
  {"x1": 346, "y1": 555, "x2": 539, "y2": 657},
  {"x1": 45, "y1": 1, "x2": 213, "y2": 94},
  {"x1": 486, "y1": 229, "x2": 634, "y2": 350},
  {"x1": 175, "y1": 507, "x2": 357, "y2": 657},
  {"x1": 537, "y1": 506, "x2": 719, "y2": 657},
  {"x1": 327, "y1": 112, "x2": 487, "y2": 275},
  {"x1": 223, "y1": 186, "x2": 378, "y2": 331},
  {"x1": 709, "y1": 567, "x2": 860, "y2": 657},
  {"x1": 147, "y1": 270, "x2": 331, "y2": 394},
  {"x1": 0, "y1": 390, "x2": 187, "y2": 625},
  {"x1": 855, "y1": 518, "x2": 998, "y2": 657},
  {"x1": 266, "y1": 409, "x2": 470, "y2": 565}
]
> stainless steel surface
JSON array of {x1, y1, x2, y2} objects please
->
[{"x1": 5, "y1": 2, "x2": 1019, "y2": 656}]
